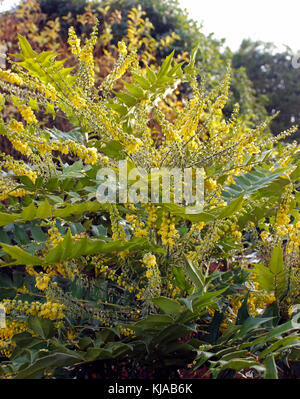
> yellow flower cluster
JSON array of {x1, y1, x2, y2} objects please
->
[
  {"x1": 0, "y1": 181, "x2": 29, "y2": 201},
  {"x1": 8, "y1": 119, "x2": 24, "y2": 133},
  {"x1": 260, "y1": 231, "x2": 269, "y2": 242},
  {"x1": 158, "y1": 213, "x2": 178, "y2": 247},
  {"x1": 32, "y1": 137, "x2": 102, "y2": 165},
  {"x1": 11, "y1": 138, "x2": 32, "y2": 156},
  {"x1": 118, "y1": 41, "x2": 128, "y2": 56},
  {"x1": 114, "y1": 51, "x2": 135, "y2": 81},
  {"x1": 47, "y1": 223, "x2": 63, "y2": 247},
  {"x1": 66, "y1": 329, "x2": 76, "y2": 342},
  {"x1": 79, "y1": 47, "x2": 94, "y2": 64},
  {"x1": 143, "y1": 252, "x2": 157, "y2": 278},
  {"x1": 232, "y1": 230, "x2": 242, "y2": 240},
  {"x1": 38, "y1": 302, "x2": 66, "y2": 320},
  {"x1": 68, "y1": 27, "x2": 81, "y2": 55},
  {"x1": 0, "y1": 69, "x2": 23, "y2": 85},
  {"x1": 18, "y1": 104, "x2": 37, "y2": 124},
  {"x1": 125, "y1": 213, "x2": 148, "y2": 237},
  {"x1": 57, "y1": 262, "x2": 79, "y2": 279},
  {"x1": 7, "y1": 119, "x2": 33, "y2": 156},
  {"x1": 225, "y1": 174, "x2": 236, "y2": 186},
  {"x1": 195, "y1": 222, "x2": 205, "y2": 233},
  {"x1": 67, "y1": 141, "x2": 99, "y2": 165},
  {"x1": 36, "y1": 262, "x2": 78, "y2": 280},
  {"x1": 135, "y1": 287, "x2": 146, "y2": 300},
  {"x1": 167, "y1": 282, "x2": 181, "y2": 299},
  {"x1": 287, "y1": 222, "x2": 300, "y2": 253},
  {"x1": 110, "y1": 205, "x2": 126, "y2": 241},
  {"x1": 79, "y1": 25, "x2": 98, "y2": 87},
  {"x1": 145, "y1": 204, "x2": 158, "y2": 227},
  {"x1": 71, "y1": 93, "x2": 87, "y2": 109},
  {"x1": 41, "y1": 83, "x2": 57, "y2": 101},
  {"x1": 219, "y1": 294, "x2": 243, "y2": 332},
  {"x1": 0, "y1": 320, "x2": 28, "y2": 358},
  {"x1": 68, "y1": 24, "x2": 98, "y2": 86},
  {"x1": 220, "y1": 289, "x2": 275, "y2": 332},
  {"x1": 231, "y1": 224, "x2": 242, "y2": 241},
  {"x1": 126, "y1": 137, "x2": 143, "y2": 153},
  {"x1": 276, "y1": 204, "x2": 290, "y2": 236},
  {"x1": 35, "y1": 273, "x2": 51, "y2": 291},
  {"x1": 142, "y1": 252, "x2": 161, "y2": 299},
  {"x1": 207, "y1": 196, "x2": 227, "y2": 211},
  {"x1": 205, "y1": 178, "x2": 217, "y2": 192},
  {"x1": 81, "y1": 146, "x2": 99, "y2": 164},
  {"x1": 212, "y1": 94, "x2": 228, "y2": 115},
  {"x1": 2, "y1": 299, "x2": 66, "y2": 321},
  {"x1": 186, "y1": 250, "x2": 197, "y2": 261},
  {"x1": 155, "y1": 109, "x2": 182, "y2": 145},
  {"x1": 175, "y1": 97, "x2": 201, "y2": 138},
  {"x1": 248, "y1": 290, "x2": 276, "y2": 317},
  {"x1": 1, "y1": 153, "x2": 37, "y2": 182},
  {"x1": 95, "y1": 262, "x2": 135, "y2": 293},
  {"x1": 277, "y1": 206, "x2": 290, "y2": 226},
  {"x1": 119, "y1": 327, "x2": 135, "y2": 337}
]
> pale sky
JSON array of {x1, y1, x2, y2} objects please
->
[
  {"x1": 178, "y1": 0, "x2": 300, "y2": 52},
  {"x1": 1, "y1": 0, "x2": 300, "y2": 52}
]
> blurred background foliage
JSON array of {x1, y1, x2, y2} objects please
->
[
  {"x1": 233, "y1": 40, "x2": 300, "y2": 141},
  {"x1": 0, "y1": 0, "x2": 298, "y2": 141},
  {"x1": 0, "y1": 0, "x2": 267, "y2": 119}
]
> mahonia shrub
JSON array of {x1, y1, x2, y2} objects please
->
[{"x1": 0, "y1": 25, "x2": 298, "y2": 379}]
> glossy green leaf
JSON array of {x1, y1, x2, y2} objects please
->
[
  {"x1": 264, "y1": 355, "x2": 278, "y2": 379},
  {"x1": 28, "y1": 316, "x2": 56, "y2": 340},
  {"x1": 152, "y1": 297, "x2": 182, "y2": 315}
]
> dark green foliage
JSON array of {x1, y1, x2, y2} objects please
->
[
  {"x1": 233, "y1": 39, "x2": 300, "y2": 141},
  {"x1": 39, "y1": 0, "x2": 88, "y2": 20}
]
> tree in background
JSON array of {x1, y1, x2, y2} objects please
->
[
  {"x1": 38, "y1": 0, "x2": 268, "y2": 123},
  {"x1": 5, "y1": 0, "x2": 299, "y2": 138},
  {"x1": 233, "y1": 39, "x2": 300, "y2": 141},
  {"x1": 0, "y1": 0, "x2": 190, "y2": 149}
]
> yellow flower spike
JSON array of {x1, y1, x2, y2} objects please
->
[
  {"x1": 118, "y1": 41, "x2": 128, "y2": 56},
  {"x1": 35, "y1": 274, "x2": 50, "y2": 291},
  {"x1": 114, "y1": 51, "x2": 135, "y2": 81},
  {"x1": 0, "y1": 69, "x2": 23, "y2": 85},
  {"x1": 142, "y1": 252, "x2": 161, "y2": 299},
  {"x1": 68, "y1": 26, "x2": 81, "y2": 55},
  {"x1": 10, "y1": 139, "x2": 32, "y2": 156},
  {"x1": 18, "y1": 104, "x2": 37, "y2": 124},
  {"x1": 71, "y1": 93, "x2": 87, "y2": 109},
  {"x1": 260, "y1": 231, "x2": 269, "y2": 242},
  {"x1": 142, "y1": 253, "x2": 157, "y2": 268},
  {"x1": 146, "y1": 270, "x2": 153, "y2": 278},
  {"x1": 232, "y1": 230, "x2": 242, "y2": 240},
  {"x1": 43, "y1": 83, "x2": 57, "y2": 101},
  {"x1": 126, "y1": 138, "x2": 142, "y2": 153},
  {"x1": 205, "y1": 178, "x2": 217, "y2": 192},
  {"x1": 8, "y1": 119, "x2": 24, "y2": 133}
]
